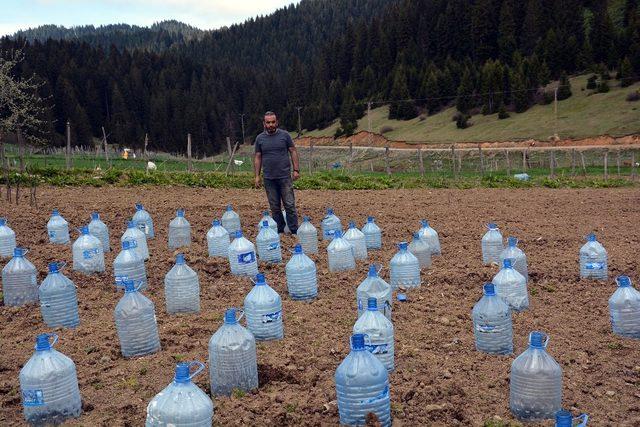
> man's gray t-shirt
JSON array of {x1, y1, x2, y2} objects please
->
[{"x1": 254, "y1": 129, "x2": 294, "y2": 179}]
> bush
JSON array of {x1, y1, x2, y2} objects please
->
[
  {"x1": 380, "y1": 125, "x2": 394, "y2": 134},
  {"x1": 597, "y1": 80, "x2": 610, "y2": 93},
  {"x1": 586, "y1": 75, "x2": 597, "y2": 90},
  {"x1": 626, "y1": 91, "x2": 640, "y2": 102},
  {"x1": 454, "y1": 112, "x2": 471, "y2": 129},
  {"x1": 498, "y1": 104, "x2": 510, "y2": 119},
  {"x1": 538, "y1": 90, "x2": 554, "y2": 105}
]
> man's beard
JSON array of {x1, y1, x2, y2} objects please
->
[{"x1": 266, "y1": 127, "x2": 277, "y2": 134}]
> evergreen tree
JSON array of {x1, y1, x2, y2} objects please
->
[
  {"x1": 498, "y1": 0, "x2": 517, "y2": 63},
  {"x1": 619, "y1": 57, "x2": 634, "y2": 87},
  {"x1": 456, "y1": 68, "x2": 475, "y2": 114},
  {"x1": 510, "y1": 67, "x2": 529, "y2": 113},
  {"x1": 388, "y1": 66, "x2": 416, "y2": 120},
  {"x1": 557, "y1": 71, "x2": 572, "y2": 100}
]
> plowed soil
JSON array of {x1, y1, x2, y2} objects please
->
[{"x1": 1, "y1": 186, "x2": 639, "y2": 426}]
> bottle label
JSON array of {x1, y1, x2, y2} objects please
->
[
  {"x1": 83, "y1": 248, "x2": 99, "y2": 259},
  {"x1": 267, "y1": 242, "x2": 280, "y2": 251},
  {"x1": 360, "y1": 385, "x2": 389, "y2": 404},
  {"x1": 365, "y1": 343, "x2": 389, "y2": 355},
  {"x1": 238, "y1": 251, "x2": 255, "y2": 264},
  {"x1": 585, "y1": 262, "x2": 605, "y2": 270},
  {"x1": 262, "y1": 310, "x2": 282, "y2": 323},
  {"x1": 114, "y1": 275, "x2": 128, "y2": 285},
  {"x1": 22, "y1": 389, "x2": 44, "y2": 406},
  {"x1": 475, "y1": 324, "x2": 496, "y2": 333},
  {"x1": 324, "y1": 229, "x2": 335, "y2": 237},
  {"x1": 48, "y1": 230, "x2": 56, "y2": 238},
  {"x1": 127, "y1": 239, "x2": 138, "y2": 249}
]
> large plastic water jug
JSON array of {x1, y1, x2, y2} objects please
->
[
  {"x1": 344, "y1": 221, "x2": 367, "y2": 260},
  {"x1": 207, "y1": 219, "x2": 229, "y2": 257},
  {"x1": 0, "y1": 217, "x2": 17, "y2": 257},
  {"x1": 408, "y1": 232, "x2": 431, "y2": 269},
  {"x1": 72, "y1": 225, "x2": 105, "y2": 274},
  {"x1": 492, "y1": 258, "x2": 529, "y2": 312},
  {"x1": 285, "y1": 244, "x2": 317, "y2": 300},
  {"x1": 19, "y1": 334, "x2": 82, "y2": 426},
  {"x1": 321, "y1": 208, "x2": 342, "y2": 241},
  {"x1": 357, "y1": 265, "x2": 392, "y2": 320},
  {"x1": 47, "y1": 210, "x2": 70, "y2": 244},
  {"x1": 221, "y1": 204, "x2": 241, "y2": 235},
  {"x1": 208, "y1": 308, "x2": 258, "y2": 396},
  {"x1": 510, "y1": 331, "x2": 562, "y2": 421},
  {"x1": 361, "y1": 216, "x2": 382, "y2": 250},
  {"x1": 353, "y1": 298, "x2": 395, "y2": 371},
  {"x1": 133, "y1": 203, "x2": 155, "y2": 239},
  {"x1": 472, "y1": 283, "x2": 513, "y2": 354},
  {"x1": 114, "y1": 279, "x2": 161, "y2": 358},
  {"x1": 2, "y1": 247, "x2": 38, "y2": 306},
  {"x1": 228, "y1": 231, "x2": 258, "y2": 277},
  {"x1": 39, "y1": 262, "x2": 79, "y2": 328},
  {"x1": 114, "y1": 239, "x2": 147, "y2": 290},
  {"x1": 257, "y1": 211, "x2": 277, "y2": 232},
  {"x1": 482, "y1": 223, "x2": 503, "y2": 265},
  {"x1": 296, "y1": 216, "x2": 318, "y2": 254},
  {"x1": 555, "y1": 410, "x2": 588, "y2": 426},
  {"x1": 145, "y1": 361, "x2": 214, "y2": 427},
  {"x1": 609, "y1": 275, "x2": 640, "y2": 339},
  {"x1": 122, "y1": 220, "x2": 149, "y2": 260},
  {"x1": 418, "y1": 219, "x2": 440, "y2": 255},
  {"x1": 579, "y1": 233, "x2": 608, "y2": 280},
  {"x1": 168, "y1": 209, "x2": 191, "y2": 249},
  {"x1": 390, "y1": 242, "x2": 420, "y2": 289},
  {"x1": 335, "y1": 334, "x2": 391, "y2": 427},
  {"x1": 88, "y1": 212, "x2": 110, "y2": 253},
  {"x1": 500, "y1": 237, "x2": 529, "y2": 282},
  {"x1": 165, "y1": 253, "x2": 200, "y2": 314},
  {"x1": 256, "y1": 221, "x2": 282, "y2": 264},
  {"x1": 327, "y1": 230, "x2": 355, "y2": 272},
  {"x1": 244, "y1": 273, "x2": 283, "y2": 340}
]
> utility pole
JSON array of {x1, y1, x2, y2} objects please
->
[
  {"x1": 239, "y1": 113, "x2": 246, "y2": 145},
  {"x1": 296, "y1": 106, "x2": 302, "y2": 138},
  {"x1": 367, "y1": 101, "x2": 372, "y2": 147},
  {"x1": 554, "y1": 86, "x2": 559, "y2": 140}
]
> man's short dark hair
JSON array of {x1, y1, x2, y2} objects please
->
[{"x1": 264, "y1": 111, "x2": 277, "y2": 119}]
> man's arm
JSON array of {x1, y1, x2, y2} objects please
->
[
  {"x1": 254, "y1": 151, "x2": 262, "y2": 188},
  {"x1": 289, "y1": 146, "x2": 300, "y2": 180}
]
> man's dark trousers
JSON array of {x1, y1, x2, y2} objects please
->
[{"x1": 263, "y1": 177, "x2": 298, "y2": 234}]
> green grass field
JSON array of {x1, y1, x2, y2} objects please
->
[{"x1": 302, "y1": 75, "x2": 640, "y2": 143}]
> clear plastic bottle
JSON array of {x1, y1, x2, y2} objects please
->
[
  {"x1": 357, "y1": 265, "x2": 392, "y2": 320},
  {"x1": 321, "y1": 208, "x2": 342, "y2": 241},
  {"x1": 285, "y1": 244, "x2": 317, "y2": 300},
  {"x1": 482, "y1": 223, "x2": 503, "y2": 265},
  {"x1": 408, "y1": 232, "x2": 431, "y2": 269},
  {"x1": 256, "y1": 221, "x2": 282, "y2": 264},
  {"x1": 168, "y1": 209, "x2": 191, "y2": 250},
  {"x1": 88, "y1": 212, "x2": 110, "y2": 253},
  {"x1": 389, "y1": 242, "x2": 421, "y2": 289},
  {"x1": 353, "y1": 298, "x2": 395, "y2": 371},
  {"x1": 344, "y1": 221, "x2": 368, "y2": 261},
  {"x1": 244, "y1": 273, "x2": 283, "y2": 341},
  {"x1": 510, "y1": 331, "x2": 562, "y2": 421},
  {"x1": 555, "y1": 410, "x2": 589, "y2": 427},
  {"x1": 47, "y1": 209, "x2": 70, "y2": 244},
  {"x1": 327, "y1": 230, "x2": 356, "y2": 272},
  {"x1": 19, "y1": 334, "x2": 82, "y2": 426},
  {"x1": 221, "y1": 204, "x2": 241, "y2": 235},
  {"x1": 492, "y1": 258, "x2": 529, "y2": 312},
  {"x1": 72, "y1": 225, "x2": 105, "y2": 274},
  {"x1": 335, "y1": 334, "x2": 391, "y2": 427},
  {"x1": 114, "y1": 279, "x2": 161, "y2": 358},
  {"x1": 228, "y1": 231, "x2": 258, "y2": 277},
  {"x1": 296, "y1": 216, "x2": 318, "y2": 254},
  {"x1": 164, "y1": 253, "x2": 200, "y2": 314},
  {"x1": 418, "y1": 219, "x2": 440, "y2": 255},
  {"x1": 2, "y1": 247, "x2": 38, "y2": 306},
  {"x1": 472, "y1": 283, "x2": 513, "y2": 354},
  {"x1": 121, "y1": 220, "x2": 149, "y2": 261},
  {"x1": 39, "y1": 262, "x2": 79, "y2": 328},
  {"x1": 0, "y1": 217, "x2": 17, "y2": 257},
  {"x1": 207, "y1": 219, "x2": 230, "y2": 257},
  {"x1": 608, "y1": 275, "x2": 640, "y2": 339},
  {"x1": 113, "y1": 239, "x2": 148, "y2": 290},
  {"x1": 133, "y1": 203, "x2": 155, "y2": 239},
  {"x1": 208, "y1": 308, "x2": 258, "y2": 396},
  {"x1": 145, "y1": 361, "x2": 214, "y2": 427},
  {"x1": 361, "y1": 216, "x2": 382, "y2": 250},
  {"x1": 499, "y1": 237, "x2": 529, "y2": 282},
  {"x1": 579, "y1": 233, "x2": 608, "y2": 280},
  {"x1": 257, "y1": 211, "x2": 277, "y2": 232}
]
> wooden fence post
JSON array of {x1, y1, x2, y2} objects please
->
[
  {"x1": 616, "y1": 150, "x2": 621, "y2": 177},
  {"x1": 187, "y1": 134, "x2": 193, "y2": 172},
  {"x1": 17, "y1": 127, "x2": 25, "y2": 173},
  {"x1": 478, "y1": 145, "x2": 484, "y2": 177},
  {"x1": 522, "y1": 149, "x2": 527, "y2": 171},
  {"x1": 308, "y1": 142, "x2": 313, "y2": 174},
  {"x1": 66, "y1": 120, "x2": 71, "y2": 170},
  {"x1": 604, "y1": 149, "x2": 609, "y2": 180},
  {"x1": 631, "y1": 151, "x2": 637, "y2": 180},
  {"x1": 418, "y1": 147, "x2": 425, "y2": 176},
  {"x1": 505, "y1": 149, "x2": 511, "y2": 176},
  {"x1": 384, "y1": 146, "x2": 391, "y2": 175},
  {"x1": 348, "y1": 141, "x2": 353, "y2": 170},
  {"x1": 571, "y1": 149, "x2": 577, "y2": 176},
  {"x1": 579, "y1": 151, "x2": 587, "y2": 175},
  {"x1": 450, "y1": 145, "x2": 456, "y2": 178},
  {"x1": 144, "y1": 133, "x2": 149, "y2": 161},
  {"x1": 549, "y1": 150, "x2": 556, "y2": 178}
]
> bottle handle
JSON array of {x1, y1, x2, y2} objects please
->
[
  {"x1": 135, "y1": 280, "x2": 145, "y2": 292},
  {"x1": 235, "y1": 308, "x2": 245, "y2": 322},
  {"x1": 575, "y1": 414, "x2": 588, "y2": 426},
  {"x1": 57, "y1": 261, "x2": 67, "y2": 271},
  {"x1": 187, "y1": 361, "x2": 206, "y2": 380},
  {"x1": 35, "y1": 333, "x2": 58, "y2": 349}
]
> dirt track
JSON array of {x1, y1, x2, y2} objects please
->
[{"x1": 1, "y1": 186, "x2": 640, "y2": 426}]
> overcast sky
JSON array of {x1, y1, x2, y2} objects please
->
[{"x1": 1, "y1": 0, "x2": 301, "y2": 36}]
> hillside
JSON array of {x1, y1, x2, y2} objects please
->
[{"x1": 302, "y1": 75, "x2": 640, "y2": 143}]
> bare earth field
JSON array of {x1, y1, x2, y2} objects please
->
[{"x1": 1, "y1": 186, "x2": 639, "y2": 426}]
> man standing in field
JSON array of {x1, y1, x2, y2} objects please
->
[{"x1": 254, "y1": 111, "x2": 300, "y2": 234}]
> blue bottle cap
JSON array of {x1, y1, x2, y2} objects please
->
[
  {"x1": 488, "y1": 223, "x2": 497, "y2": 229},
  {"x1": 177, "y1": 209, "x2": 185, "y2": 217},
  {"x1": 397, "y1": 293, "x2": 408, "y2": 302},
  {"x1": 212, "y1": 219, "x2": 220, "y2": 226},
  {"x1": 530, "y1": 331, "x2": 545, "y2": 348},
  {"x1": 224, "y1": 308, "x2": 237, "y2": 324},
  {"x1": 351, "y1": 334, "x2": 365, "y2": 351},
  {"x1": 367, "y1": 216, "x2": 374, "y2": 222},
  {"x1": 80, "y1": 226, "x2": 89, "y2": 235},
  {"x1": 123, "y1": 279, "x2": 136, "y2": 292},
  {"x1": 294, "y1": 244, "x2": 303, "y2": 254},
  {"x1": 127, "y1": 220, "x2": 135, "y2": 229},
  {"x1": 255, "y1": 273, "x2": 266, "y2": 285},
  {"x1": 0, "y1": 218, "x2": 5, "y2": 226},
  {"x1": 174, "y1": 363, "x2": 191, "y2": 383},
  {"x1": 421, "y1": 219, "x2": 429, "y2": 227},
  {"x1": 91, "y1": 212, "x2": 100, "y2": 220},
  {"x1": 367, "y1": 297, "x2": 378, "y2": 311},
  {"x1": 617, "y1": 275, "x2": 631, "y2": 287},
  {"x1": 348, "y1": 221, "x2": 356, "y2": 229},
  {"x1": 367, "y1": 265, "x2": 378, "y2": 277},
  {"x1": 226, "y1": 204, "x2": 233, "y2": 211},
  {"x1": 35, "y1": 334, "x2": 52, "y2": 351},
  {"x1": 52, "y1": 209, "x2": 60, "y2": 216},
  {"x1": 483, "y1": 283, "x2": 496, "y2": 296},
  {"x1": 135, "y1": 203, "x2": 144, "y2": 211},
  {"x1": 263, "y1": 210, "x2": 269, "y2": 216},
  {"x1": 398, "y1": 242, "x2": 408, "y2": 251},
  {"x1": 555, "y1": 410, "x2": 573, "y2": 427},
  {"x1": 48, "y1": 262, "x2": 59, "y2": 273},
  {"x1": 503, "y1": 258, "x2": 513, "y2": 268},
  {"x1": 587, "y1": 233, "x2": 596, "y2": 242},
  {"x1": 327, "y1": 208, "x2": 334, "y2": 215},
  {"x1": 334, "y1": 230, "x2": 342, "y2": 238},
  {"x1": 176, "y1": 253, "x2": 185, "y2": 265},
  {"x1": 413, "y1": 232, "x2": 421, "y2": 240},
  {"x1": 13, "y1": 247, "x2": 25, "y2": 257},
  {"x1": 508, "y1": 236, "x2": 518, "y2": 247},
  {"x1": 262, "y1": 220, "x2": 269, "y2": 227},
  {"x1": 122, "y1": 240, "x2": 131, "y2": 250},
  {"x1": 235, "y1": 230, "x2": 243, "y2": 238},
  {"x1": 303, "y1": 216, "x2": 310, "y2": 222}
]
